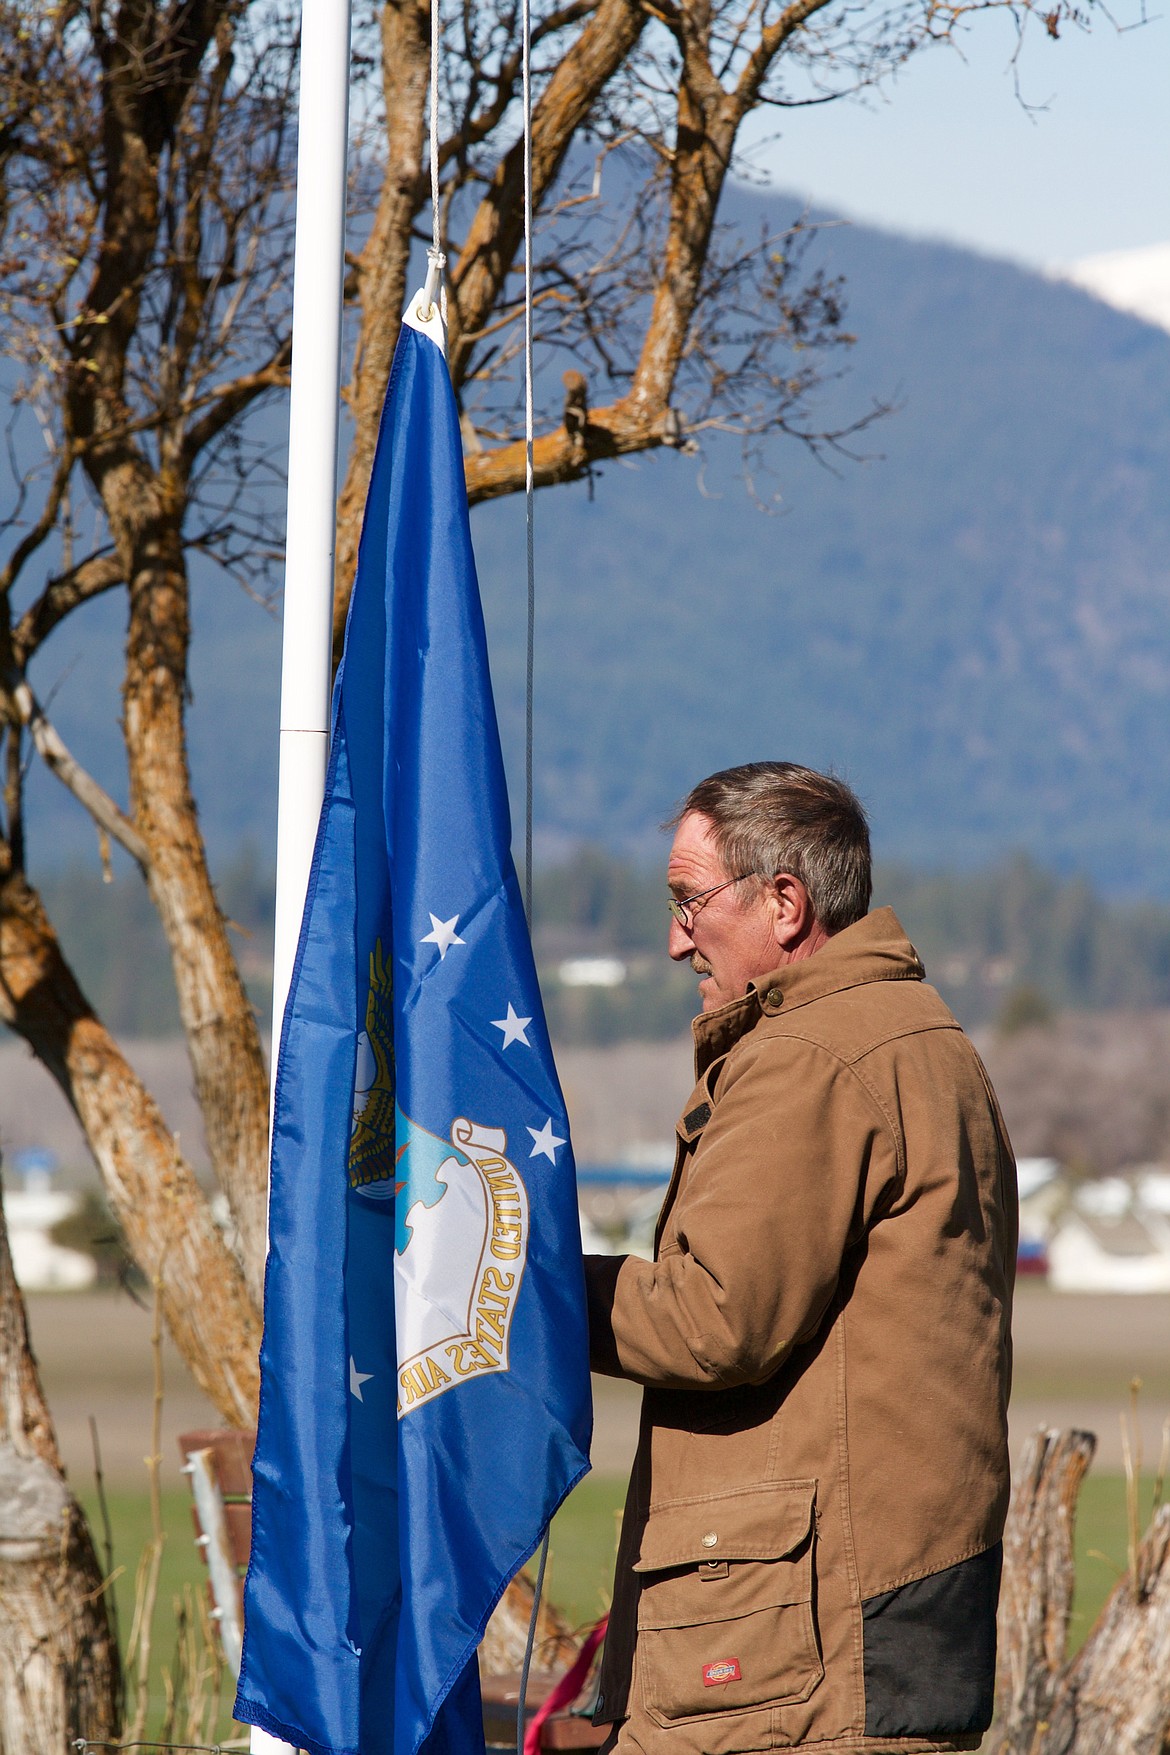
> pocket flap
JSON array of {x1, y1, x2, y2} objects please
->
[{"x1": 633, "y1": 1481, "x2": 815, "y2": 1572}]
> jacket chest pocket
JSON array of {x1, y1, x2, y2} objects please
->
[{"x1": 632, "y1": 1481, "x2": 822, "y2": 1728}]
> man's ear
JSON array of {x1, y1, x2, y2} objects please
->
[{"x1": 771, "y1": 873, "x2": 814, "y2": 949}]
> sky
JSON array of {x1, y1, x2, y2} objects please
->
[{"x1": 740, "y1": 1, "x2": 1170, "y2": 270}]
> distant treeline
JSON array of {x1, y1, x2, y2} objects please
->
[
  {"x1": 533, "y1": 849, "x2": 1170, "y2": 1042},
  {"x1": 20, "y1": 845, "x2": 1170, "y2": 1044},
  {"x1": 877, "y1": 861, "x2": 1170, "y2": 1028}
]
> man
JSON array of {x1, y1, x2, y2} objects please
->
[{"x1": 585, "y1": 762, "x2": 1016, "y2": 1755}]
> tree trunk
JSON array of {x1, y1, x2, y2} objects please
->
[
  {"x1": 0, "y1": 1178, "x2": 120, "y2": 1752},
  {"x1": 115, "y1": 495, "x2": 270, "y2": 1306},
  {"x1": 0, "y1": 869, "x2": 262, "y2": 1426},
  {"x1": 64, "y1": 0, "x2": 271, "y2": 1307}
]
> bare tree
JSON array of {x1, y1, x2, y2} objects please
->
[
  {"x1": 0, "y1": 1, "x2": 292, "y2": 1420},
  {"x1": 0, "y1": 0, "x2": 1093, "y2": 1434}
]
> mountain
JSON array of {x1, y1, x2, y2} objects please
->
[
  {"x1": 23, "y1": 189, "x2": 1170, "y2": 894},
  {"x1": 473, "y1": 195, "x2": 1170, "y2": 890}
]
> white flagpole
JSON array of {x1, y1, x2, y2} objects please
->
[
  {"x1": 269, "y1": 0, "x2": 353, "y2": 1101},
  {"x1": 254, "y1": 3, "x2": 352, "y2": 1751}
]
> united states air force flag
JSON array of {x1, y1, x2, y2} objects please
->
[{"x1": 235, "y1": 302, "x2": 592, "y2": 1755}]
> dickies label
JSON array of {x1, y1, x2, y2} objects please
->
[{"x1": 702, "y1": 1659, "x2": 741, "y2": 1686}]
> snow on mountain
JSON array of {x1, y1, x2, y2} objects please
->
[{"x1": 1059, "y1": 242, "x2": 1170, "y2": 335}]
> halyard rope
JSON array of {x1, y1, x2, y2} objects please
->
[
  {"x1": 427, "y1": 5, "x2": 548, "y2": 1742},
  {"x1": 522, "y1": 0, "x2": 537, "y2": 932},
  {"x1": 518, "y1": 0, "x2": 553, "y2": 1740},
  {"x1": 517, "y1": 1528, "x2": 551, "y2": 1755},
  {"x1": 421, "y1": 0, "x2": 445, "y2": 315},
  {"x1": 430, "y1": 0, "x2": 441, "y2": 252}
]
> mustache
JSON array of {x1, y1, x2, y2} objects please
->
[{"x1": 690, "y1": 953, "x2": 713, "y2": 977}]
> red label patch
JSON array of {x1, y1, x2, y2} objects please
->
[{"x1": 702, "y1": 1659, "x2": 742, "y2": 1686}]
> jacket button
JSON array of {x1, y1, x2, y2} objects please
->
[
  {"x1": 701, "y1": 1531, "x2": 718, "y2": 1547},
  {"x1": 767, "y1": 988, "x2": 783, "y2": 1007}
]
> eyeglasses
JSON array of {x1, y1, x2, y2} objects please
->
[{"x1": 667, "y1": 873, "x2": 755, "y2": 930}]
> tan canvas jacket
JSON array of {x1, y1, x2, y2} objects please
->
[{"x1": 585, "y1": 908, "x2": 1017, "y2": 1754}]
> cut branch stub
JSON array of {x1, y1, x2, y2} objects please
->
[
  {"x1": 991, "y1": 1426, "x2": 1170, "y2": 1755},
  {"x1": 988, "y1": 1425, "x2": 1096, "y2": 1753},
  {"x1": 1039, "y1": 1504, "x2": 1170, "y2": 1755},
  {"x1": 480, "y1": 1565, "x2": 580, "y2": 1677},
  {"x1": 0, "y1": 1167, "x2": 121, "y2": 1747}
]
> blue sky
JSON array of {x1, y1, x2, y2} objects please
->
[{"x1": 741, "y1": 3, "x2": 1169, "y2": 268}]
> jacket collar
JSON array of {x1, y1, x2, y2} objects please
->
[{"x1": 691, "y1": 906, "x2": 925, "y2": 1072}]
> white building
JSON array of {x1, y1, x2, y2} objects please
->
[
  {"x1": 2, "y1": 1153, "x2": 96, "y2": 1291},
  {"x1": 1047, "y1": 1173, "x2": 1170, "y2": 1294}
]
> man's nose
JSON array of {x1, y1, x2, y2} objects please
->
[{"x1": 668, "y1": 915, "x2": 693, "y2": 961}]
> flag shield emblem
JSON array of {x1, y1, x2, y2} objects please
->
[{"x1": 392, "y1": 1108, "x2": 529, "y2": 1416}]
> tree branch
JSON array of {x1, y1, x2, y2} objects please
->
[
  {"x1": 181, "y1": 343, "x2": 292, "y2": 466},
  {"x1": 740, "y1": 0, "x2": 839, "y2": 101},
  {"x1": 157, "y1": 13, "x2": 239, "y2": 418},
  {"x1": 0, "y1": 444, "x2": 77, "y2": 600},
  {"x1": 465, "y1": 391, "x2": 682, "y2": 502},
  {"x1": 441, "y1": 0, "x2": 603, "y2": 171},
  {"x1": 8, "y1": 675, "x2": 149, "y2": 870},
  {"x1": 627, "y1": 0, "x2": 835, "y2": 425},
  {"x1": 13, "y1": 554, "x2": 123, "y2": 666},
  {"x1": 68, "y1": 2, "x2": 225, "y2": 459}
]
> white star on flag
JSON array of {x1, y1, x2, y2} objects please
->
[
  {"x1": 527, "y1": 1118, "x2": 566, "y2": 1163},
  {"x1": 349, "y1": 1357, "x2": 374, "y2": 1402},
  {"x1": 492, "y1": 1003, "x2": 532, "y2": 1049},
  {"x1": 421, "y1": 912, "x2": 464, "y2": 959}
]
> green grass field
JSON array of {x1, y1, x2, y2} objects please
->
[
  {"x1": 76, "y1": 1465, "x2": 1157, "y2": 1742},
  {"x1": 1064, "y1": 1472, "x2": 1160, "y2": 1653}
]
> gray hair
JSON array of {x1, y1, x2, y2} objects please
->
[{"x1": 667, "y1": 763, "x2": 871, "y2": 933}]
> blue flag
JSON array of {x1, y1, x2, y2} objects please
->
[{"x1": 235, "y1": 310, "x2": 592, "y2": 1755}]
